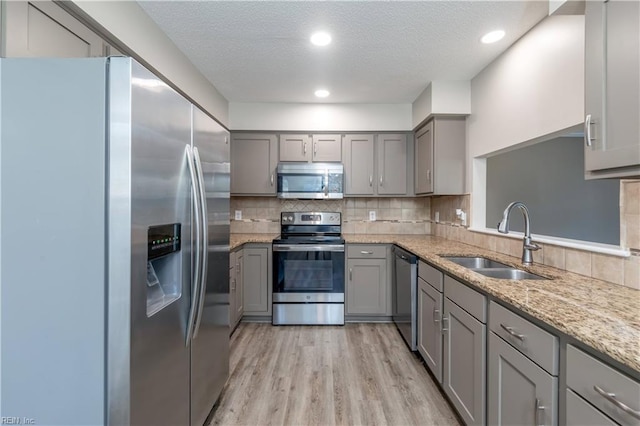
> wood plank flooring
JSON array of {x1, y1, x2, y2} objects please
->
[{"x1": 209, "y1": 323, "x2": 460, "y2": 426}]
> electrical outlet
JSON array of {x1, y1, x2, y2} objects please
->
[
  {"x1": 435, "y1": 211, "x2": 440, "y2": 222},
  {"x1": 234, "y1": 210, "x2": 242, "y2": 220},
  {"x1": 369, "y1": 211, "x2": 376, "y2": 221}
]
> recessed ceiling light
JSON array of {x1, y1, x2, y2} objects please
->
[
  {"x1": 310, "y1": 31, "x2": 332, "y2": 46},
  {"x1": 314, "y1": 89, "x2": 330, "y2": 98},
  {"x1": 481, "y1": 30, "x2": 505, "y2": 44}
]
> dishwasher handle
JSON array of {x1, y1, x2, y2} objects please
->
[{"x1": 393, "y1": 247, "x2": 417, "y2": 264}]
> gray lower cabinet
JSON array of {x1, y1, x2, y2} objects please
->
[
  {"x1": 418, "y1": 276, "x2": 443, "y2": 383},
  {"x1": 2, "y1": 0, "x2": 105, "y2": 57},
  {"x1": 346, "y1": 244, "x2": 390, "y2": 316},
  {"x1": 488, "y1": 332, "x2": 557, "y2": 426},
  {"x1": 414, "y1": 117, "x2": 465, "y2": 195},
  {"x1": 230, "y1": 133, "x2": 278, "y2": 195},
  {"x1": 584, "y1": 0, "x2": 640, "y2": 178},
  {"x1": 242, "y1": 244, "x2": 272, "y2": 317},
  {"x1": 566, "y1": 389, "x2": 617, "y2": 426},
  {"x1": 566, "y1": 345, "x2": 640, "y2": 425},
  {"x1": 443, "y1": 276, "x2": 486, "y2": 426},
  {"x1": 229, "y1": 249, "x2": 243, "y2": 331}
]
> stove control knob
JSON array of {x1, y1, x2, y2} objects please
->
[{"x1": 288, "y1": 216, "x2": 293, "y2": 222}]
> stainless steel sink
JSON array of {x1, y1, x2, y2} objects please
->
[
  {"x1": 442, "y1": 256, "x2": 510, "y2": 269},
  {"x1": 473, "y1": 268, "x2": 546, "y2": 280},
  {"x1": 441, "y1": 256, "x2": 547, "y2": 280}
]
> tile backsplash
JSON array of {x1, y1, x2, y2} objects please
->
[
  {"x1": 230, "y1": 178, "x2": 640, "y2": 290},
  {"x1": 230, "y1": 197, "x2": 430, "y2": 235}
]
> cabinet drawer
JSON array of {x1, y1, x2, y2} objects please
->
[
  {"x1": 444, "y1": 275, "x2": 486, "y2": 323},
  {"x1": 418, "y1": 260, "x2": 443, "y2": 292},
  {"x1": 347, "y1": 244, "x2": 387, "y2": 259},
  {"x1": 566, "y1": 389, "x2": 617, "y2": 426},
  {"x1": 567, "y1": 345, "x2": 640, "y2": 425},
  {"x1": 489, "y1": 301, "x2": 558, "y2": 375}
]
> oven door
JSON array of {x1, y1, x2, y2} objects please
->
[{"x1": 272, "y1": 244, "x2": 345, "y2": 302}]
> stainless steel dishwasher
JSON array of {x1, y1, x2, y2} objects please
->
[{"x1": 392, "y1": 245, "x2": 418, "y2": 351}]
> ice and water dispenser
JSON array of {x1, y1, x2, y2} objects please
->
[{"x1": 146, "y1": 223, "x2": 182, "y2": 316}]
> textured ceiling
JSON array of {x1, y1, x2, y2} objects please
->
[{"x1": 138, "y1": 1, "x2": 548, "y2": 104}]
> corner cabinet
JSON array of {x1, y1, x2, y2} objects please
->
[
  {"x1": 230, "y1": 133, "x2": 278, "y2": 195},
  {"x1": 584, "y1": 0, "x2": 640, "y2": 179},
  {"x1": 278, "y1": 134, "x2": 341, "y2": 162},
  {"x1": 343, "y1": 134, "x2": 412, "y2": 196},
  {"x1": 414, "y1": 117, "x2": 465, "y2": 195}
]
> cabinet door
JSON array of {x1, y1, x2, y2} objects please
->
[
  {"x1": 343, "y1": 134, "x2": 375, "y2": 195},
  {"x1": 488, "y1": 333, "x2": 557, "y2": 426},
  {"x1": 229, "y1": 252, "x2": 236, "y2": 330},
  {"x1": 312, "y1": 134, "x2": 342, "y2": 162},
  {"x1": 279, "y1": 134, "x2": 311, "y2": 162},
  {"x1": 346, "y1": 258, "x2": 388, "y2": 315},
  {"x1": 242, "y1": 246, "x2": 271, "y2": 315},
  {"x1": 377, "y1": 134, "x2": 408, "y2": 195},
  {"x1": 443, "y1": 298, "x2": 486, "y2": 426},
  {"x1": 235, "y1": 251, "x2": 244, "y2": 321},
  {"x1": 418, "y1": 278, "x2": 443, "y2": 383},
  {"x1": 2, "y1": 1, "x2": 104, "y2": 57},
  {"x1": 231, "y1": 133, "x2": 278, "y2": 194},
  {"x1": 415, "y1": 122, "x2": 434, "y2": 195},
  {"x1": 585, "y1": 0, "x2": 640, "y2": 176},
  {"x1": 566, "y1": 389, "x2": 617, "y2": 426}
]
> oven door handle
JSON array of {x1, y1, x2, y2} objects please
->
[{"x1": 273, "y1": 244, "x2": 345, "y2": 252}]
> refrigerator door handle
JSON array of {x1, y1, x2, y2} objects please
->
[
  {"x1": 185, "y1": 144, "x2": 202, "y2": 346},
  {"x1": 192, "y1": 147, "x2": 208, "y2": 339}
]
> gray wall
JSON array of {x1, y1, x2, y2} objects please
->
[{"x1": 486, "y1": 137, "x2": 620, "y2": 245}]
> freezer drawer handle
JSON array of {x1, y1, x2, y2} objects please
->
[{"x1": 185, "y1": 145, "x2": 202, "y2": 346}]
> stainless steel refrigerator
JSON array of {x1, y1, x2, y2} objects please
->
[{"x1": 0, "y1": 57, "x2": 230, "y2": 425}]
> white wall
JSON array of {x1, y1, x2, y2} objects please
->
[
  {"x1": 66, "y1": 1, "x2": 229, "y2": 127},
  {"x1": 229, "y1": 103, "x2": 412, "y2": 131},
  {"x1": 412, "y1": 81, "x2": 471, "y2": 128},
  {"x1": 467, "y1": 15, "x2": 585, "y2": 226}
]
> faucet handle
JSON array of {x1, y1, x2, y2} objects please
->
[{"x1": 525, "y1": 241, "x2": 541, "y2": 251}]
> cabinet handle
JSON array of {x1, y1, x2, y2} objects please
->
[
  {"x1": 535, "y1": 398, "x2": 545, "y2": 426},
  {"x1": 270, "y1": 173, "x2": 274, "y2": 186},
  {"x1": 441, "y1": 315, "x2": 448, "y2": 334},
  {"x1": 369, "y1": 175, "x2": 373, "y2": 186},
  {"x1": 360, "y1": 251, "x2": 373, "y2": 255},
  {"x1": 304, "y1": 141, "x2": 307, "y2": 154},
  {"x1": 379, "y1": 174, "x2": 383, "y2": 186},
  {"x1": 231, "y1": 278, "x2": 236, "y2": 291},
  {"x1": 426, "y1": 169, "x2": 431, "y2": 182},
  {"x1": 500, "y1": 323, "x2": 525, "y2": 341},
  {"x1": 594, "y1": 385, "x2": 640, "y2": 420},
  {"x1": 349, "y1": 268, "x2": 353, "y2": 281},
  {"x1": 314, "y1": 142, "x2": 317, "y2": 155},
  {"x1": 584, "y1": 114, "x2": 595, "y2": 147},
  {"x1": 433, "y1": 308, "x2": 440, "y2": 323}
]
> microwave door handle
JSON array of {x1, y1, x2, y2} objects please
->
[{"x1": 324, "y1": 170, "x2": 329, "y2": 196}]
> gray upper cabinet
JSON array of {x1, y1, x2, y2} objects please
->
[
  {"x1": 242, "y1": 244, "x2": 272, "y2": 317},
  {"x1": 585, "y1": 0, "x2": 640, "y2": 179},
  {"x1": 231, "y1": 133, "x2": 278, "y2": 195},
  {"x1": 2, "y1": 0, "x2": 104, "y2": 57},
  {"x1": 279, "y1": 134, "x2": 341, "y2": 162},
  {"x1": 343, "y1": 133, "x2": 412, "y2": 196},
  {"x1": 377, "y1": 134, "x2": 408, "y2": 195},
  {"x1": 343, "y1": 134, "x2": 376, "y2": 195},
  {"x1": 414, "y1": 117, "x2": 466, "y2": 195},
  {"x1": 312, "y1": 134, "x2": 342, "y2": 162}
]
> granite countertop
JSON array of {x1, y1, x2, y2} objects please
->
[
  {"x1": 345, "y1": 234, "x2": 640, "y2": 374},
  {"x1": 230, "y1": 232, "x2": 640, "y2": 373}
]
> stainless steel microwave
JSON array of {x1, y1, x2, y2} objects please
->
[{"x1": 276, "y1": 163, "x2": 344, "y2": 199}]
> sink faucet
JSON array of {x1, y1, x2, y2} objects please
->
[{"x1": 497, "y1": 201, "x2": 541, "y2": 266}]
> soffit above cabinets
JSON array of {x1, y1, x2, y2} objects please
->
[{"x1": 137, "y1": 1, "x2": 548, "y2": 104}]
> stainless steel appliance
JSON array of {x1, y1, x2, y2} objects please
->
[
  {"x1": 392, "y1": 245, "x2": 418, "y2": 350},
  {"x1": 276, "y1": 162, "x2": 344, "y2": 199},
  {"x1": 0, "y1": 57, "x2": 230, "y2": 425},
  {"x1": 272, "y1": 212, "x2": 345, "y2": 325}
]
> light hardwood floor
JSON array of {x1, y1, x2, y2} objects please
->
[{"x1": 209, "y1": 323, "x2": 461, "y2": 426}]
